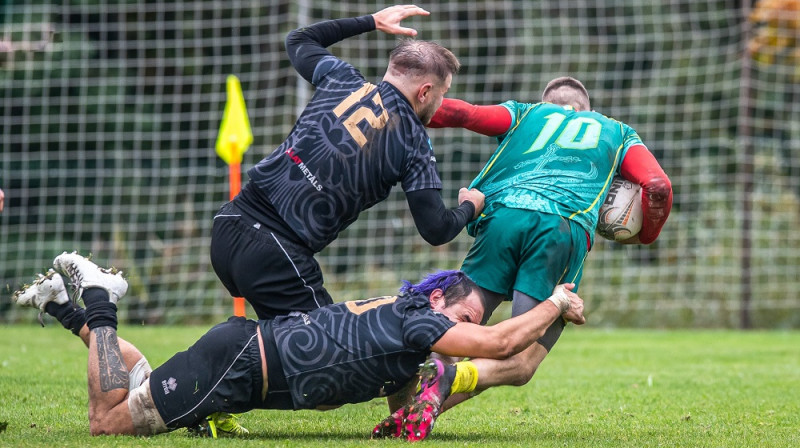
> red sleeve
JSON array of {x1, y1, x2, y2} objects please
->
[
  {"x1": 620, "y1": 144, "x2": 673, "y2": 244},
  {"x1": 428, "y1": 98, "x2": 512, "y2": 137}
]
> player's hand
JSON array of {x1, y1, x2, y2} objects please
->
[
  {"x1": 458, "y1": 187, "x2": 484, "y2": 220},
  {"x1": 552, "y1": 283, "x2": 586, "y2": 325},
  {"x1": 0, "y1": 188, "x2": 4, "y2": 213},
  {"x1": 373, "y1": 5, "x2": 430, "y2": 37}
]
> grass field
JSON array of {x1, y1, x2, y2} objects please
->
[{"x1": 0, "y1": 325, "x2": 797, "y2": 447}]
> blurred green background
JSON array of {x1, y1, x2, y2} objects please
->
[{"x1": 1, "y1": 1, "x2": 798, "y2": 327}]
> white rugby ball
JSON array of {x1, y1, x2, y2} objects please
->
[{"x1": 597, "y1": 177, "x2": 642, "y2": 241}]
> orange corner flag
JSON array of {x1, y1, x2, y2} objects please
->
[{"x1": 216, "y1": 75, "x2": 253, "y2": 165}]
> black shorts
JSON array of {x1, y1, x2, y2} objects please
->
[
  {"x1": 148, "y1": 317, "x2": 264, "y2": 429},
  {"x1": 210, "y1": 201, "x2": 334, "y2": 319}
]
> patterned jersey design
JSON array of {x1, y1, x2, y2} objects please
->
[
  {"x1": 468, "y1": 101, "x2": 643, "y2": 242},
  {"x1": 248, "y1": 56, "x2": 442, "y2": 252},
  {"x1": 265, "y1": 292, "x2": 455, "y2": 409}
]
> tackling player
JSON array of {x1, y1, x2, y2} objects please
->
[
  {"x1": 210, "y1": 5, "x2": 484, "y2": 321},
  {"x1": 376, "y1": 76, "x2": 673, "y2": 440},
  {"x1": 11, "y1": 253, "x2": 585, "y2": 437}
]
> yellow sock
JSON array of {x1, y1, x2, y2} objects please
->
[{"x1": 450, "y1": 361, "x2": 479, "y2": 394}]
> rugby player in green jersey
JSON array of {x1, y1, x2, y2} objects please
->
[{"x1": 375, "y1": 76, "x2": 672, "y2": 440}]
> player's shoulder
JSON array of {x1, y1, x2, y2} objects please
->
[
  {"x1": 397, "y1": 291, "x2": 433, "y2": 308},
  {"x1": 313, "y1": 55, "x2": 363, "y2": 86},
  {"x1": 577, "y1": 109, "x2": 641, "y2": 134},
  {"x1": 575, "y1": 109, "x2": 630, "y2": 127},
  {"x1": 495, "y1": 100, "x2": 542, "y2": 128},
  {"x1": 498, "y1": 99, "x2": 537, "y2": 113}
]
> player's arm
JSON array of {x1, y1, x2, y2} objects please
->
[
  {"x1": 431, "y1": 285, "x2": 586, "y2": 359},
  {"x1": 618, "y1": 144, "x2": 673, "y2": 245},
  {"x1": 406, "y1": 187, "x2": 484, "y2": 246},
  {"x1": 285, "y1": 5, "x2": 428, "y2": 84},
  {"x1": 428, "y1": 98, "x2": 512, "y2": 137}
]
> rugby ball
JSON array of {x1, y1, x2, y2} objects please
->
[{"x1": 597, "y1": 177, "x2": 642, "y2": 241}]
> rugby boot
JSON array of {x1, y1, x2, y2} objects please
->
[
  {"x1": 402, "y1": 358, "x2": 456, "y2": 441},
  {"x1": 53, "y1": 251, "x2": 127, "y2": 304},
  {"x1": 11, "y1": 269, "x2": 71, "y2": 326}
]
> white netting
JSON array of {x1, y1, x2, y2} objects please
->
[{"x1": 2, "y1": 0, "x2": 798, "y2": 327}]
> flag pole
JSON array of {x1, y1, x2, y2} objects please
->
[
  {"x1": 229, "y1": 156, "x2": 246, "y2": 318},
  {"x1": 216, "y1": 74, "x2": 252, "y2": 317}
]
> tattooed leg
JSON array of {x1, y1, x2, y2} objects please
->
[
  {"x1": 93, "y1": 327, "x2": 129, "y2": 392},
  {"x1": 86, "y1": 325, "x2": 138, "y2": 435}
]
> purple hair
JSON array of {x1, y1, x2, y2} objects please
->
[{"x1": 400, "y1": 270, "x2": 484, "y2": 308}]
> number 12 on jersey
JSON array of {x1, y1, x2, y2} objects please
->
[{"x1": 332, "y1": 83, "x2": 389, "y2": 148}]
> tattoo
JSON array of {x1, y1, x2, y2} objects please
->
[{"x1": 93, "y1": 327, "x2": 129, "y2": 392}]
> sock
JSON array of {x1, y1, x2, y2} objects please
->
[
  {"x1": 83, "y1": 288, "x2": 118, "y2": 330},
  {"x1": 82, "y1": 287, "x2": 110, "y2": 307},
  {"x1": 44, "y1": 301, "x2": 87, "y2": 336},
  {"x1": 450, "y1": 361, "x2": 479, "y2": 394}
]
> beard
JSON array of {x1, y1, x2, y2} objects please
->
[{"x1": 418, "y1": 100, "x2": 439, "y2": 125}]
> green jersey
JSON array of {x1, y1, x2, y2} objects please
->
[{"x1": 468, "y1": 101, "x2": 643, "y2": 241}]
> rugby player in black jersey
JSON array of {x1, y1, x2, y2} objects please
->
[
  {"x1": 12, "y1": 253, "x2": 584, "y2": 437},
  {"x1": 210, "y1": 5, "x2": 484, "y2": 320}
]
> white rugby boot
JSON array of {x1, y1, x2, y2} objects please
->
[
  {"x1": 12, "y1": 269, "x2": 70, "y2": 311},
  {"x1": 53, "y1": 252, "x2": 128, "y2": 304},
  {"x1": 12, "y1": 269, "x2": 72, "y2": 326}
]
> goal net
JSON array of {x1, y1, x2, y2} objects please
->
[{"x1": 2, "y1": 0, "x2": 798, "y2": 327}]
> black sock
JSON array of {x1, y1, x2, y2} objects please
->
[
  {"x1": 44, "y1": 302, "x2": 87, "y2": 336},
  {"x1": 82, "y1": 287, "x2": 110, "y2": 307},
  {"x1": 83, "y1": 288, "x2": 118, "y2": 330}
]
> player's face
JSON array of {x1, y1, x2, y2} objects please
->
[{"x1": 435, "y1": 290, "x2": 484, "y2": 325}]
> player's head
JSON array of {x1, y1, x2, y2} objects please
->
[
  {"x1": 400, "y1": 270, "x2": 485, "y2": 324},
  {"x1": 385, "y1": 39, "x2": 460, "y2": 124},
  {"x1": 542, "y1": 76, "x2": 591, "y2": 111}
]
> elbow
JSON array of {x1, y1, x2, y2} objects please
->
[
  {"x1": 638, "y1": 176, "x2": 673, "y2": 245},
  {"x1": 417, "y1": 229, "x2": 450, "y2": 247},
  {"x1": 284, "y1": 30, "x2": 300, "y2": 60},
  {"x1": 645, "y1": 176, "x2": 672, "y2": 206},
  {"x1": 496, "y1": 345, "x2": 515, "y2": 360},
  {"x1": 492, "y1": 335, "x2": 517, "y2": 359},
  {"x1": 425, "y1": 237, "x2": 449, "y2": 247},
  {"x1": 284, "y1": 30, "x2": 304, "y2": 62},
  {"x1": 285, "y1": 28, "x2": 302, "y2": 47}
]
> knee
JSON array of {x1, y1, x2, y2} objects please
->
[
  {"x1": 506, "y1": 358, "x2": 540, "y2": 387},
  {"x1": 89, "y1": 418, "x2": 115, "y2": 436},
  {"x1": 88, "y1": 409, "x2": 127, "y2": 436}
]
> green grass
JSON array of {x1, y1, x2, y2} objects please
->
[{"x1": 0, "y1": 325, "x2": 798, "y2": 447}]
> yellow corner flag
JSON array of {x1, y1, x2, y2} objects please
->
[
  {"x1": 216, "y1": 75, "x2": 253, "y2": 165},
  {"x1": 216, "y1": 75, "x2": 252, "y2": 318}
]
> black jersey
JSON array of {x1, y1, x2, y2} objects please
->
[
  {"x1": 262, "y1": 292, "x2": 455, "y2": 409},
  {"x1": 247, "y1": 55, "x2": 442, "y2": 252}
]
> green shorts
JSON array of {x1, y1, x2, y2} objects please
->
[{"x1": 461, "y1": 206, "x2": 589, "y2": 301}]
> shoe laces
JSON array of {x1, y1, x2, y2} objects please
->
[{"x1": 62, "y1": 262, "x2": 84, "y2": 304}]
